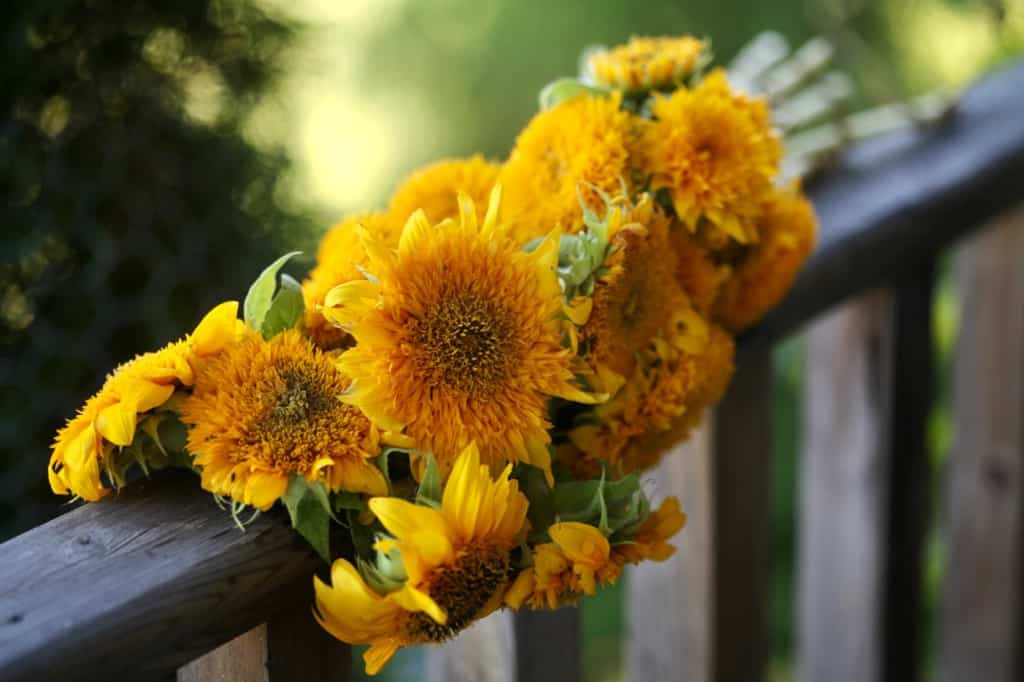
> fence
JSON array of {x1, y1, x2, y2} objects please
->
[{"x1": 2, "y1": 60, "x2": 1024, "y2": 682}]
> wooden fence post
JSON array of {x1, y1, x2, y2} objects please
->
[
  {"x1": 938, "y1": 209, "x2": 1024, "y2": 682},
  {"x1": 627, "y1": 414, "x2": 714, "y2": 682},
  {"x1": 178, "y1": 627, "x2": 269, "y2": 682},
  {"x1": 798, "y1": 293, "x2": 893, "y2": 682},
  {"x1": 514, "y1": 608, "x2": 581, "y2": 682}
]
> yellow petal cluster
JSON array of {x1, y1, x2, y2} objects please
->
[
  {"x1": 636, "y1": 69, "x2": 782, "y2": 245},
  {"x1": 48, "y1": 301, "x2": 244, "y2": 501},
  {"x1": 179, "y1": 329, "x2": 388, "y2": 510},
  {"x1": 321, "y1": 186, "x2": 595, "y2": 483},
  {"x1": 587, "y1": 35, "x2": 707, "y2": 92},
  {"x1": 314, "y1": 444, "x2": 528, "y2": 675},
  {"x1": 499, "y1": 92, "x2": 634, "y2": 243}
]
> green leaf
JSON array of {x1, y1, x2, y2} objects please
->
[
  {"x1": 538, "y1": 78, "x2": 608, "y2": 111},
  {"x1": 332, "y1": 490, "x2": 367, "y2": 513},
  {"x1": 416, "y1": 454, "x2": 442, "y2": 507},
  {"x1": 243, "y1": 251, "x2": 302, "y2": 331},
  {"x1": 553, "y1": 477, "x2": 606, "y2": 525},
  {"x1": 514, "y1": 465, "x2": 556, "y2": 543},
  {"x1": 260, "y1": 273, "x2": 305, "y2": 339},
  {"x1": 282, "y1": 476, "x2": 335, "y2": 562}
]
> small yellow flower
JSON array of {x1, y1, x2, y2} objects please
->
[
  {"x1": 313, "y1": 444, "x2": 528, "y2": 675},
  {"x1": 636, "y1": 69, "x2": 781, "y2": 245},
  {"x1": 180, "y1": 329, "x2": 388, "y2": 509},
  {"x1": 713, "y1": 182, "x2": 817, "y2": 331},
  {"x1": 586, "y1": 35, "x2": 707, "y2": 93},
  {"x1": 388, "y1": 155, "x2": 500, "y2": 225},
  {"x1": 571, "y1": 319, "x2": 734, "y2": 471},
  {"x1": 302, "y1": 212, "x2": 398, "y2": 350},
  {"x1": 611, "y1": 497, "x2": 687, "y2": 565},
  {"x1": 48, "y1": 301, "x2": 243, "y2": 501},
  {"x1": 322, "y1": 186, "x2": 596, "y2": 482},
  {"x1": 499, "y1": 93, "x2": 634, "y2": 243}
]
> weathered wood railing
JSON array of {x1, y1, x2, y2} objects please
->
[{"x1": 2, "y1": 60, "x2": 1024, "y2": 682}]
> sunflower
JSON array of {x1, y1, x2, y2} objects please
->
[
  {"x1": 322, "y1": 186, "x2": 596, "y2": 482},
  {"x1": 580, "y1": 194, "x2": 690, "y2": 388},
  {"x1": 713, "y1": 182, "x2": 817, "y2": 331},
  {"x1": 636, "y1": 69, "x2": 781, "y2": 245},
  {"x1": 499, "y1": 92, "x2": 634, "y2": 244},
  {"x1": 313, "y1": 443, "x2": 528, "y2": 675},
  {"x1": 180, "y1": 329, "x2": 387, "y2": 510},
  {"x1": 571, "y1": 318, "x2": 735, "y2": 471},
  {"x1": 388, "y1": 155, "x2": 500, "y2": 225},
  {"x1": 302, "y1": 212, "x2": 397, "y2": 350},
  {"x1": 48, "y1": 301, "x2": 243, "y2": 501},
  {"x1": 586, "y1": 35, "x2": 707, "y2": 93}
]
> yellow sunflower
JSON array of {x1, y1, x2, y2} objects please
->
[
  {"x1": 180, "y1": 329, "x2": 387, "y2": 510},
  {"x1": 713, "y1": 182, "x2": 817, "y2": 331},
  {"x1": 586, "y1": 35, "x2": 707, "y2": 93},
  {"x1": 571, "y1": 317, "x2": 735, "y2": 471},
  {"x1": 499, "y1": 92, "x2": 634, "y2": 244},
  {"x1": 302, "y1": 212, "x2": 398, "y2": 350},
  {"x1": 48, "y1": 301, "x2": 243, "y2": 501},
  {"x1": 313, "y1": 443, "x2": 528, "y2": 675},
  {"x1": 388, "y1": 155, "x2": 500, "y2": 225},
  {"x1": 322, "y1": 186, "x2": 596, "y2": 482},
  {"x1": 580, "y1": 194, "x2": 690, "y2": 389},
  {"x1": 611, "y1": 496, "x2": 687, "y2": 565},
  {"x1": 636, "y1": 68, "x2": 781, "y2": 245}
]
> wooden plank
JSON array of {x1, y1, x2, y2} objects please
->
[
  {"x1": 798, "y1": 293, "x2": 892, "y2": 682},
  {"x1": 627, "y1": 415, "x2": 714, "y2": 682},
  {"x1": 178, "y1": 627, "x2": 269, "y2": 682},
  {"x1": 741, "y1": 61, "x2": 1024, "y2": 351},
  {"x1": 880, "y1": 263, "x2": 935, "y2": 682},
  {"x1": 0, "y1": 470, "x2": 321, "y2": 682},
  {"x1": 514, "y1": 608, "x2": 581, "y2": 682},
  {"x1": 713, "y1": 350, "x2": 774, "y2": 682},
  {"x1": 425, "y1": 611, "x2": 516, "y2": 682},
  {"x1": 938, "y1": 209, "x2": 1024, "y2": 682}
]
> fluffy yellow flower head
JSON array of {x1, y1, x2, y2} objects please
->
[
  {"x1": 713, "y1": 182, "x2": 817, "y2": 331},
  {"x1": 499, "y1": 93, "x2": 633, "y2": 243},
  {"x1": 587, "y1": 35, "x2": 707, "y2": 93},
  {"x1": 580, "y1": 194, "x2": 690, "y2": 389},
  {"x1": 302, "y1": 212, "x2": 397, "y2": 350},
  {"x1": 571, "y1": 318, "x2": 734, "y2": 471},
  {"x1": 637, "y1": 69, "x2": 781, "y2": 245},
  {"x1": 388, "y1": 155, "x2": 500, "y2": 225},
  {"x1": 314, "y1": 444, "x2": 528, "y2": 675},
  {"x1": 322, "y1": 186, "x2": 596, "y2": 483},
  {"x1": 180, "y1": 329, "x2": 387, "y2": 510},
  {"x1": 48, "y1": 301, "x2": 243, "y2": 501}
]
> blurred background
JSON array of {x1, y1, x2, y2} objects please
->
[{"x1": 2, "y1": 0, "x2": 1022, "y2": 679}]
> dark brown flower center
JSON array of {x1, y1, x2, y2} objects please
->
[{"x1": 405, "y1": 547, "x2": 511, "y2": 643}]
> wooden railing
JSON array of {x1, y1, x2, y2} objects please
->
[{"x1": 2, "y1": 60, "x2": 1024, "y2": 682}]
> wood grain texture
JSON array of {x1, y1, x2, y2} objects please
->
[
  {"x1": 425, "y1": 610, "x2": 516, "y2": 682},
  {"x1": 0, "y1": 471, "x2": 322, "y2": 682},
  {"x1": 741, "y1": 61, "x2": 1024, "y2": 351},
  {"x1": 514, "y1": 607, "x2": 581, "y2": 682},
  {"x1": 713, "y1": 351, "x2": 774, "y2": 682},
  {"x1": 798, "y1": 294, "x2": 892, "y2": 682},
  {"x1": 178, "y1": 626, "x2": 269, "y2": 682},
  {"x1": 938, "y1": 210, "x2": 1024, "y2": 682},
  {"x1": 627, "y1": 416, "x2": 714, "y2": 682}
]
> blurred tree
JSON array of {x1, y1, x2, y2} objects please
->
[{"x1": 0, "y1": 0, "x2": 310, "y2": 540}]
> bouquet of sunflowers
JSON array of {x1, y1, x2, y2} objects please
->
[{"x1": 47, "y1": 35, "x2": 815, "y2": 675}]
